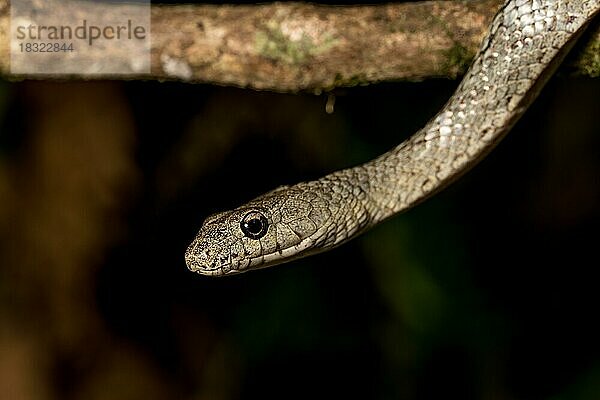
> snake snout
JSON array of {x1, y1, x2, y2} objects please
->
[{"x1": 185, "y1": 241, "x2": 216, "y2": 273}]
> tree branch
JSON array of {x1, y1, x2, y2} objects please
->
[{"x1": 0, "y1": 0, "x2": 598, "y2": 91}]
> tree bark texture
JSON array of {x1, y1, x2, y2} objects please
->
[{"x1": 0, "y1": 0, "x2": 598, "y2": 91}]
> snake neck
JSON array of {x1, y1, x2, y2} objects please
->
[{"x1": 356, "y1": 0, "x2": 600, "y2": 225}]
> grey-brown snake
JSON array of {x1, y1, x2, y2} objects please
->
[{"x1": 185, "y1": 0, "x2": 600, "y2": 276}]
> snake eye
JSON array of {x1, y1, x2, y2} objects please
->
[{"x1": 240, "y1": 211, "x2": 269, "y2": 239}]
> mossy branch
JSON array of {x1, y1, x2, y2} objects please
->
[{"x1": 0, "y1": 0, "x2": 598, "y2": 92}]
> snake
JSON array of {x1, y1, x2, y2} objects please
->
[{"x1": 185, "y1": 0, "x2": 599, "y2": 276}]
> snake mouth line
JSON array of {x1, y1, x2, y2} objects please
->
[
  {"x1": 188, "y1": 253, "x2": 286, "y2": 276},
  {"x1": 185, "y1": 254, "x2": 224, "y2": 274},
  {"x1": 186, "y1": 256, "x2": 252, "y2": 276},
  {"x1": 187, "y1": 262, "x2": 227, "y2": 276}
]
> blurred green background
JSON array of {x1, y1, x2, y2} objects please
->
[{"x1": 1, "y1": 2, "x2": 599, "y2": 400}]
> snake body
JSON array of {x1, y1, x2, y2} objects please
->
[{"x1": 185, "y1": 0, "x2": 599, "y2": 276}]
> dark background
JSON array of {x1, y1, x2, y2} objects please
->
[{"x1": 1, "y1": 1, "x2": 599, "y2": 399}]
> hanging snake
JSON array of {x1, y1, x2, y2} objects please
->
[{"x1": 185, "y1": 0, "x2": 600, "y2": 276}]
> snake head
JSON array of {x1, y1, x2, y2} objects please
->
[
  {"x1": 184, "y1": 207, "x2": 273, "y2": 276},
  {"x1": 185, "y1": 184, "x2": 336, "y2": 276}
]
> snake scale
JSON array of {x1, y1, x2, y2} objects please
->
[{"x1": 185, "y1": 0, "x2": 599, "y2": 276}]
